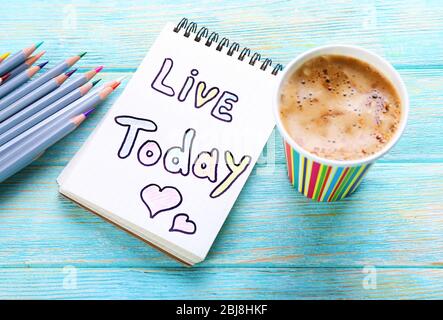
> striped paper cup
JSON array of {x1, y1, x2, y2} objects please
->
[{"x1": 274, "y1": 45, "x2": 409, "y2": 202}]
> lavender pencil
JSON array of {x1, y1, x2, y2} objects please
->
[
  {"x1": 0, "y1": 78, "x2": 122, "y2": 156},
  {"x1": 0, "y1": 79, "x2": 101, "y2": 145},
  {"x1": 0, "y1": 69, "x2": 77, "y2": 122},
  {"x1": 0, "y1": 52, "x2": 86, "y2": 109},
  {"x1": 0, "y1": 42, "x2": 43, "y2": 76},
  {"x1": 0, "y1": 111, "x2": 90, "y2": 183},
  {"x1": 0, "y1": 66, "x2": 102, "y2": 135},
  {"x1": 2, "y1": 51, "x2": 46, "y2": 82},
  {"x1": 0, "y1": 61, "x2": 48, "y2": 99}
]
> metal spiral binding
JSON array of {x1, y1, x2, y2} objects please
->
[{"x1": 173, "y1": 18, "x2": 283, "y2": 76}]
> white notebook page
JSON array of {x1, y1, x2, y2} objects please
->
[{"x1": 59, "y1": 23, "x2": 277, "y2": 263}]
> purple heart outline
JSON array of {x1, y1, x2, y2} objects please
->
[
  {"x1": 140, "y1": 184, "x2": 183, "y2": 218},
  {"x1": 169, "y1": 213, "x2": 197, "y2": 235}
]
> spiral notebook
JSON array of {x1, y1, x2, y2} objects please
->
[{"x1": 57, "y1": 19, "x2": 282, "y2": 265}]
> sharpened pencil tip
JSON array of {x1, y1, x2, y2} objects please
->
[
  {"x1": 95, "y1": 66, "x2": 104, "y2": 73},
  {"x1": 84, "y1": 108, "x2": 95, "y2": 117},
  {"x1": 78, "y1": 52, "x2": 87, "y2": 58},
  {"x1": 111, "y1": 82, "x2": 121, "y2": 90},
  {"x1": 38, "y1": 61, "x2": 49, "y2": 69},
  {"x1": 72, "y1": 114, "x2": 87, "y2": 126},
  {"x1": 1, "y1": 52, "x2": 11, "y2": 60},
  {"x1": 92, "y1": 79, "x2": 102, "y2": 87},
  {"x1": 35, "y1": 41, "x2": 44, "y2": 49},
  {"x1": 65, "y1": 68, "x2": 78, "y2": 77}
]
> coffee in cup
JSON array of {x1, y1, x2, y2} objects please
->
[
  {"x1": 273, "y1": 45, "x2": 409, "y2": 201},
  {"x1": 279, "y1": 54, "x2": 402, "y2": 161}
]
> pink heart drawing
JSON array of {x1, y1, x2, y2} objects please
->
[
  {"x1": 169, "y1": 214, "x2": 197, "y2": 235},
  {"x1": 140, "y1": 184, "x2": 182, "y2": 218}
]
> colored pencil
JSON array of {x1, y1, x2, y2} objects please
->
[
  {"x1": 0, "y1": 78, "x2": 122, "y2": 156},
  {"x1": 49, "y1": 76, "x2": 124, "y2": 116},
  {"x1": 0, "y1": 79, "x2": 101, "y2": 146},
  {"x1": 80, "y1": 76, "x2": 126, "y2": 101},
  {"x1": 0, "y1": 69, "x2": 77, "y2": 122},
  {"x1": 0, "y1": 52, "x2": 86, "y2": 109},
  {"x1": 2, "y1": 51, "x2": 46, "y2": 82},
  {"x1": 0, "y1": 61, "x2": 48, "y2": 100},
  {"x1": 0, "y1": 66, "x2": 101, "y2": 135},
  {"x1": 0, "y1": 42, "x2": 43, "y2": 76},
  {"x1": 55, "y1": 81, "x2": 120, "y2": 123},
  {"x1": 0, "y1": 52, "x2": 11, "y2": 64},
  {"x1": 0, "y1": 111, "x2": 90, "y2": 183}
]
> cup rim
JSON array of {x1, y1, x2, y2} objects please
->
[{"x1": 273, "y1": 44, "x2": 409, "y2": 167}]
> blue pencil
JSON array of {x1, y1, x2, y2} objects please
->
[
  {"x1": 0, "y1": 61, "x2": 48, "y2": 100},
  {"x1": 0, "y1": 111, "x2": 90, "y2": 183},
  {"x1": 0, "y1": 52, "x2": 86, "y2": 110},
  {"x1": 0, "y1": 78, "x2": 122, "y2": 157},
  {"x1": 0, "y1": 67, "x2": 102, "y2": 134},
  {"x1": 1, "y1": 51, "x2": 46, "y2": 82},
  {"x1": 0, "y1": 69, "x2": 77, "y2": 122},
  {"x1": 0, "y1": 42, "x2": 43, "y2": 76},
  {"x1": 0, "y1": 80, "x2": 101, "y2": 146}
]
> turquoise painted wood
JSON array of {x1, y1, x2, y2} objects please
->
[{"x1": 0, "y1": 0, "x2": 442, "y2": 299}]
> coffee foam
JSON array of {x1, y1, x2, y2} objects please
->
[{"x1": 279, "y1": 55, "x2": 401, "y2": 161}]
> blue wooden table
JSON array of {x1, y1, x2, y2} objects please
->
[{"x1": 0, "y1": 0, "x2": 442, "y2": 299}]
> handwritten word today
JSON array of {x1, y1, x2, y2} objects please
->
[
  {"x1": 115, "y1": 116, "x2": 252, "y2": 198},
  {"x1": 151, "y1": 58, "x2": 239, "y2": 123}
]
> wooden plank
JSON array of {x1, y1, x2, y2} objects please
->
[
  {"x1": 0, "y1": 267, "x2": 442, "y2": 299},
  {"x1": 0, "y1": 162, "x2": 441, "y2": 268},
  {"x1": 0, "y1": 1, "x2": 442, "y2": 68},
  {"x1": 1, "y1": 0, "x2": 442, "y2": 299}
]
